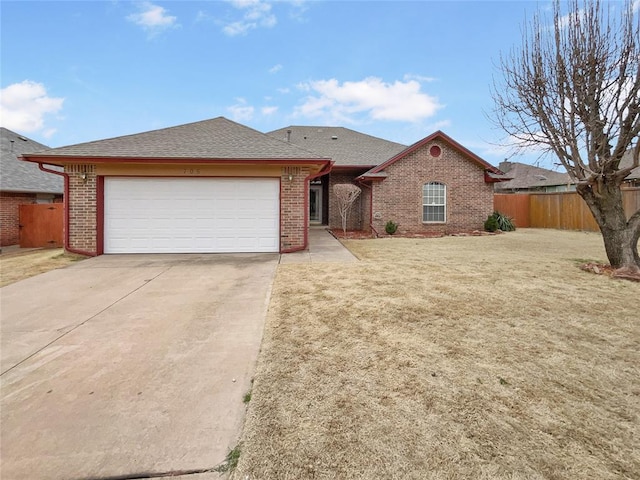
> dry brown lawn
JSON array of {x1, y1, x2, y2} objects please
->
[
  {"x1": 234, "y1": 229, "x2": 640, "y2": 480},
  {"x1": 0, "y1": 248, "x2": 86, "y2": 287}
]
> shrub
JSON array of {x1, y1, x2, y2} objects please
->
[
  {"x1": 385, "y1": 220, "x2": 398, "y2": 235},
  {"x1": 484, "y1": 215, "x2": 499, "y2": 232},
  {"x1": 493, "y1": 211, "x2": 516, "y2": 231},
  {"x1": 484, "y1": 211, "x2": 516, "y2": 232}
]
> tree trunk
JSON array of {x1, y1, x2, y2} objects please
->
[{"x1": 576, "y1": 182, "x2": 640, "y2": 273}]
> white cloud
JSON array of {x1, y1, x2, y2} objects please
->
[
  {"x1": 0, "y1": 80, "x2": 64, "y2": 135},
  {"x1": 294, "y1": 77, "x2": 443, "y2": 124},
  {"x1": 403, "y1": 73, "x2": 437, "y2": 83},
  {"x1": 262, "y1": 106, "x2": 278, "y2": 115},
  {"x1": 269, "y1": 64, "x2": 283, "y2": 74},
  {"x1": 195, "y1": 10, "x2": 211, "y2": 22},
  {"x1": 127, "y1": 2, "x2": 178, "y2": 36},
  {"x1": 222, "y1": 0, "x2": 276, "y2": 36},
  {"x1": 480, "y1": 133, "x2": 549, "y2": 159},
  {"x1": 227, "y1": 98, "x2": 254, "y2": 121},
  {"x1": 288, "y1": 0, "x2": 309, "y2": 22}
]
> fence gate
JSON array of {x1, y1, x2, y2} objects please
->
[{"x1": 19, "y1": 203, "x2": 64, "y2": 248}]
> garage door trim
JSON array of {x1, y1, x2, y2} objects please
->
[{"x1": 98, "y1": 176, "x2": 281, "y2": 254}]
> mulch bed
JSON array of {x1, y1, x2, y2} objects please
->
[
  {"x1": 580, "y1": 262, "x2": 640, "y2": 282},
  {"x1": 328, "y1": 229, "x2": 502, "y2": 240}
]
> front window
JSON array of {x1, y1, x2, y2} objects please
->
[{"x1": 422, "y1": 182, "x2": 446, "y2": 223}]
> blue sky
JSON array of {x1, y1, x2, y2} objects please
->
[{"x1": 2, "y1": 1, "x2": 565, "y2": 167}]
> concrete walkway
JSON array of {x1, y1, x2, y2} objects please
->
[{"x1": 280, "y1": 227, "x2": 358, "y2": 264}]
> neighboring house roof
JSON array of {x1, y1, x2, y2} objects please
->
[
  {"x1": 494, "y1": 161, "x2": 572, "y2": 191},
  {"x1": 267, "y1": 126, "x2": 407, "y2": 167},
  {"x1": 0, "y1": 127, "x2": 63, "y2": 194},
  {"x1": 620, "y1": 149, "x2": 640, "y2": 181},
  {"x1": 497, "y1": 150, "x2": 639, "y2": 191},
  {"x1": 358, "y1": 130, "x2": 504, "y2": 181},
  {"x1": 22, "y1": 117, "x2": 326, "y2": 163}
]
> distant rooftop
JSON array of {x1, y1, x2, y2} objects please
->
[
  {"x1": 267, "y1": 126, "x2": 407, "y2": 167},
  {"x1": 495, "y1": 161, "x2": 573, "y2": 191},
  {"x1": 0, "y1": 127, "x2": 62, "y2": 194}
]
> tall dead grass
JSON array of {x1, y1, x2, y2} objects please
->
[{"x1": 234, "y1": 229, "x2": 639, "y2": 480}]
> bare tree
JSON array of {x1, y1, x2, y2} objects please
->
[
  {"x1": 334, "y1": 184, "x2": 362, "y2": 234},
  {"x1": 492, "y1": 0, "x2": 640, "y2": 274}
]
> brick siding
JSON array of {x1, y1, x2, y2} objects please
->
[
  {"x1": 370, "y1": 141, "x2": 494, "y2": 235},
  {"x1": 65, "y1": 164, "x2": 97, "y2": 253},
  {"x1": 0, "y1": 192, "x2": 37, "y2": 246},
  {"x1": 281, "y1": 166, "x2": 311, "y2": 251},
  {"x1": 328, "y1": 172, "x2": 364, "y2": 231}
]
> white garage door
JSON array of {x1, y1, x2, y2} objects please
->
[{"x1": 104, "y1": 177, "x2": 280, "y2": 253}]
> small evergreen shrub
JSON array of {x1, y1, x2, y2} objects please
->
[
  {"x1": 385, "y1": 220, "x2": 398, "y2": 235},
  {"x1": 484, "y1": 215, "x2": 499, "y2": 232}
]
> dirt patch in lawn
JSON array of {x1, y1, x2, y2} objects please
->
[
  {"x1": 234, "y1": 229, "x2": 639, "y2": 480},
  {"x1": 0, "y1": 248, "x2": 87, "y2": 287}
]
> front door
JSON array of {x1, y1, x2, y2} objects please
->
[{"x1": 309, "y1": 185, "x2": 322, "y2": 224}]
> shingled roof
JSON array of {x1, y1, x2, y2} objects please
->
[
  {"x1": 23, "y1": 117, "x2": 325, "y2": 162},
  {"x1": 267, "y1": 126, "x2": 407, "y2": 167},
  {"x1": 620, "y1": 149, "x2": 640, "y2": 181},
  {"x1": 0, "y1": 128, "x2": 62, "y2": 194},
  {"x1": 496, "y1": 151, "x2": 638, "y2": 191},
  {"x1": 494, "y1": 161, "x2": 572, "y2": 191}
]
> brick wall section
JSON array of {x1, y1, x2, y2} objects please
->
[
  {"x1": 371, "y1": 141, "x2": 494, "y2": 235},
  {"x1": 66, "y1": 164, "x2": 97, "y2": 253},
  {"x1": 328, "y1": 172, "x2": 364, "y2": 231},
  {"x1": 0, "y1": 192, "x2": 37, "y2": 246},
  {"x1": 360, "y1": 184, "x2": 372, "y2": 233},
  {"x1": 281, "y1": 166, "x2": 311, "y2": 251}
]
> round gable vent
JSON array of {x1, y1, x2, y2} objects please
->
[{"x1": 430, "y1": 145, "x2": 442, "y2": 157}]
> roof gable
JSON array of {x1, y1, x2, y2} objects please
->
[
  {"x1": 23, "y1": 117, "x2": 325, "y2": 162},
  {"x1": 267, "y1": 126, "x2": 406, "y2": 167},
  {"x1": 0, "y1": 128, "x2": 63, "y2": 194},
  {"x1": 357, "y1": 130, "x2": 503, "y2": 181}
]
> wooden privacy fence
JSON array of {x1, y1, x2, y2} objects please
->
[
  {"x1": 494, "y1": 188, "x2": 640, "y2": 232},
  {"x1": 19, "y1": 203, "x2": 64, "y2": 248}
]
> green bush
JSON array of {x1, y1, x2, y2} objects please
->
[
  {"x1": 385, "y1": 220, "x2": 398, "y2": 235},
  {"x1": 484, "y1": 215, "x2": 499, "y2": 232},
  {"x1": 484, "y1": 211, "x2": 516, "y2": 232},
  {"x1": 493, "y1": 211, "x2": 516, "y2": 231}
]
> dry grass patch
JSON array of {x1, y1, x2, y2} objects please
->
[
  {"x1": 0, "y1": 248, "x2": 86, "y2": 287},
  {"x1": 235, "y1": 229, "x2": 639, "y2": 480}
]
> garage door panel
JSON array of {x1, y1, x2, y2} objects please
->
[{"x1": 104, "y1": 178, "x2": 280, "y2": 253}]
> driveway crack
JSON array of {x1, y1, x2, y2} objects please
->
[{"x1": 0, "y1": 267, "x2": 171, "y2": 377}]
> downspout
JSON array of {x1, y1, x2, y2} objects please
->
[{"x1": 38, "y1": 164, "x2": 95, "y2": 257}]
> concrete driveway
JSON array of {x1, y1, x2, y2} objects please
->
[{"x1": 0, "y1": 253, "x2": 278, "y2": 480}]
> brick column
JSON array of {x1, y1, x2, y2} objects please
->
[
  {"x1": 65, "y1": 164, "x2": 97, "y2": 253},
  {"x1": 280, "y1": 166, "x2": 311, "y2": 251}
]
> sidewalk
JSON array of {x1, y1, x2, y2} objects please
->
[{"x1": 280, "y1": 227, "x2": 358, "y2": 264}]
